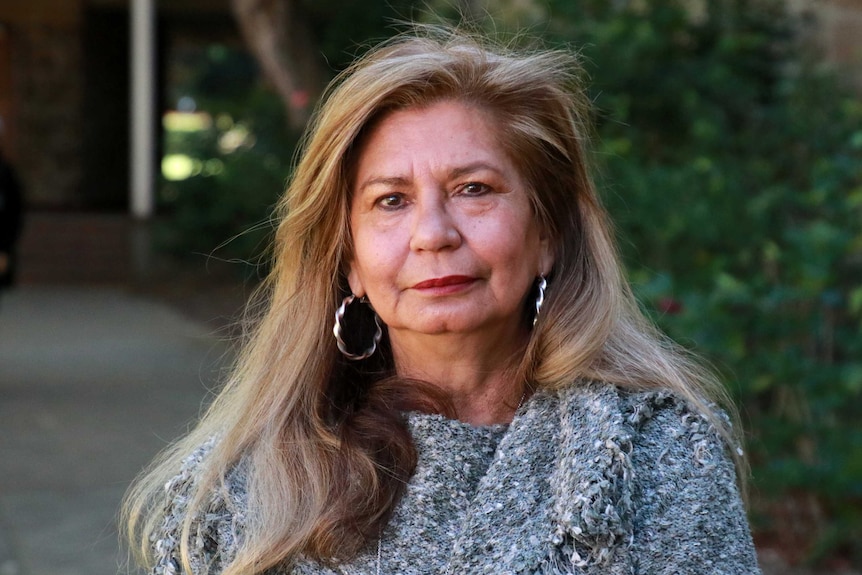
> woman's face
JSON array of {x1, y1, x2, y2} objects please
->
[{"x1": 348, "y1": 100, "x2": 554, "y2": 347}]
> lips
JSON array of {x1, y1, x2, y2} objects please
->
[{"x1": 412, "y1": 275, "x2": 475, "y2": 290}]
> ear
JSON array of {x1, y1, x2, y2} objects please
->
[
  {"x1": 538, "y1": 234, "x2": 555, "y2": 278},
  {"x1": 347, "y1": 263, "x2": 365, "y2": 298}
]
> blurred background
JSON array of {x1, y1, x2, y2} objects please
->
[{"x1": 0, "y1": 0, "x2": 860, "y2": 574}]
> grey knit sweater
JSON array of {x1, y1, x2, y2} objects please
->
[{"x1": 151, "y1": 382, "x2": 762, "y2": 574}]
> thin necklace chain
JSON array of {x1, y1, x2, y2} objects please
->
[
  {"x1": 517, "y1": 388, "x2": 528, "y2": 410},
  {"x1": 376, "y1": 537, "x2": 382, "y2": 575}
]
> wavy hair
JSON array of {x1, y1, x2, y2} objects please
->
[{"x1": 124, "y1": 25, "x2": 741, "y2": 574}]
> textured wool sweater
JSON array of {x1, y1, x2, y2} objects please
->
[{"x1": 151, "y1": 382, "x2": 762, "y2": 574}]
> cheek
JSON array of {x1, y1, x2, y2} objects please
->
[
  {"x1": 349, "y1": 230, "x2": 400, "y2": 292},
  {"x1": 347, "y1": 220, "x2": 377, "y2": 295},
  {"x1": 483, "y1": 214, "x2": 542, "y2": 269}
]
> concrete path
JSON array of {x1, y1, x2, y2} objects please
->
[{"x1": 0, "y1": 286, "x2": 230, "y2": 575}]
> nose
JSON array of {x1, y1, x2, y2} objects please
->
[{"x1": 409, "y1": 193, "x2": 461, "y2": 252}]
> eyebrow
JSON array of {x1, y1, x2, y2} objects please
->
[
  {"x1": 449, "y1": 162, "x2": 504, "y2": 180},
  {"x1": 356, "y1": 176, "x2": 410, "y2": 194},
  {"x1": 356, "y1": 162, "x2": 505, "y2": 194}
]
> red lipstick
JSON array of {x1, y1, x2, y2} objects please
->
[{"x1": 412, "y1": 275, "x2": 475, "y2": 291}]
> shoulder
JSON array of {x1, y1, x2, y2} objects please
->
[
  {"x1": 555, "y1": 381, "x2": 741, "y2": 508},
  {"x1": 556, "y1": 380, "x2": 733, "y2": 462},
  {"x1": 550, "y1": 381, "x2": 759, "y2": 573},
  {"x1": 151, "y1": 438, "x2": 248, "y2": 575}
]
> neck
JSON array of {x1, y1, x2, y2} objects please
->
[{"x1": 388, "y1": 330, "x2": 529, "y2": 426}]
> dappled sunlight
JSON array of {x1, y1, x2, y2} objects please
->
[
  {"x1": 162, "y1": 109, "x2": 212, "y2": 132},
  {"x1": 161, "y1": 153, "x2": 198, "y2": 181}
]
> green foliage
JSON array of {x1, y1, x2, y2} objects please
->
[
  {"x1": 535, "y1": 0, "x2": 862, "y2": 563},
  {"x1": 157, "y1": 41, "x2": 299, "y2": 280},
  {"x1": 302, "y1": 0, "x2": 428, "y2": 68}
]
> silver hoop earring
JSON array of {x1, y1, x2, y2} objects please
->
[
  {"x1": 533, "y1": 275, "x2": 547, "y2": 327},
  {"x1": 333, "y1": 294, "x2": 383, "y2": 360}
]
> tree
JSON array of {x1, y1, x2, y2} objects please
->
[
  {"x1": 230, "y1": 0, "x2": 325, "y2": 130},
  {"x1": 229, "y1": 0, "x2": 493, "y2": 131}
]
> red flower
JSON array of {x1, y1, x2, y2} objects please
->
[{"x1": 657, "y1": 297, "x2": 683, "y2": 314}]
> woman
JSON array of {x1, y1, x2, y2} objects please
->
[{"x1": 125, "y1": 27, "x2": 761, "y2": 575}]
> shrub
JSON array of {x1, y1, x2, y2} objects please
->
[
  {"x1": 539, "y1": 0, "x2": 862, "y2": 563},
  {"x1": 156, "y1": 46, "x2": 294, "y2": 279}
]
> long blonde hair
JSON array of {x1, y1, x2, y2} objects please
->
[{"x1": 124, "y1": 26, "x2": 740, "y2": 575}]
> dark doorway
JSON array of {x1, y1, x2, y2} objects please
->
[{"x1": 81, "y1": 6, "x2": 130, "y2": 211}]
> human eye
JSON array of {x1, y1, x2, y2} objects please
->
[
  {"x1": 457, "y1": 182, "x2": 492, "y2": 197},
  {"x1": 374, "y1": 192, "x2": 407, "y2": 210}
]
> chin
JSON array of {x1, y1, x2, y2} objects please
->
[
  {"x1": 412, "y1": 322, "x2": 467, "y2": 335},
  {"x1": 390, "y1": 314, "x2": 471, "y2": 335},
  {"x1": 411, "y1": 316, "x2": 497, "y2": 336}
]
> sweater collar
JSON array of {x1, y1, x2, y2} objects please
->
[{"x1": 446, "y1": 381, "x2": 635, "y2": 575}]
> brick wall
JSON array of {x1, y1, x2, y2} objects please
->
[{"x1": 16, "y1": 213, "x2": 132, "y2": 284}]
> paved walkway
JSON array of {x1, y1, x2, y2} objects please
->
[{"x1": 0, "y1": 286, "x2": 231, "y2": 575}]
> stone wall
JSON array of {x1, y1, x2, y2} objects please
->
[{"x1": 12, "y1": 23, "x2": 84, "y2": 207}]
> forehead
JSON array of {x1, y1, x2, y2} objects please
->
[{"x1": 352, "y1": 100, "x2": 511, "y2": 182}]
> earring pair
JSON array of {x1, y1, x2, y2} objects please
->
[{"x1": 333, "y1": 275, "x2": 547, "y2": 360}]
